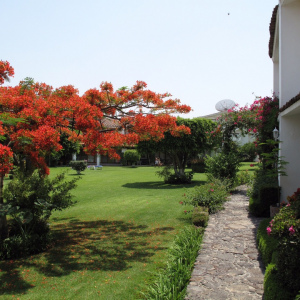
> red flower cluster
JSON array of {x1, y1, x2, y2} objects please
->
[
  {"x1": 0, "y1": 60, "x2": 192, "y2": 175},
  {"x1": 0, "y1": 60, "x2": 14, "y2": 85}
]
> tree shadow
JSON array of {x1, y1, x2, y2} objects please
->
[
  {"x1": 0, "y1": 219, "x2": 173, "y2": 296},
  {"x1": 122, "y1": 180, "x2": 206, "y2": 190}
]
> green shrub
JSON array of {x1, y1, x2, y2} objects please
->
[
  {"x1": 0, "y1": 169, "x2": 79, "y2": 259},
  {"x1": 234, "y1": 169, "x2": 252, "y2": 186},
  {"x1": 141, "y1": 226, "x2": 204, "y2": 300},
  {"x1": 264, "y1": 263, "x2": 293, "y2": 300},
  {"x1": 69, "y1": 160, "x2": 87, "y2": 174},
  {"x1": 239, "y1": 142, "x2": 257, "y2": 162},
  {"x1": 256, "y1": 218, "x2": 278, "y2": 266},
  {"x1": 190, "y1": 158, "x2": 205, "y2": 173},
  {"x1": 183, "y1": 177, "x2": 230, "y2": 214},
  {"x1": 124, "y1": 150, "x2": 141, "y2": 166},
  {"x1": 204, "y1": 152, "x2": 240, "y2": 185},
  {"x1": 247, "y1": 169, "x2": 278, "y2": 217},
  {"x1": 192, "y1": 207, "x2": 209, "y2": 227},
  {"x1": 0, "y1": 220, "x2": 52, "y2": 259},
  {"x1": 249, "y1": 186, "x2": 279, "y2": 217},
  {"x1": 156, "y1": 166, "x2": 194, "y2": 184}
]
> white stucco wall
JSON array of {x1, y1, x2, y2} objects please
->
[
  {"x1": 276, "y1": 0, "x2": 300, "y2": 201},
  {"x1": 279, "y1": 1, "x2": 300, "y2": 105},
  {"x1": 279, "y1": 114, "x2": 300, "y2": 201}
]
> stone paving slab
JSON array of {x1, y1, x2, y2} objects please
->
[{"x1": 185, "y1": 185, "x2": 265, "y2": 300}]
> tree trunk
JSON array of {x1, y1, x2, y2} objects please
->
[
  {"x1": 0, "y1": 175, "x2": 8, "y2": 241},
  {"x1": 173, "y1": 153, "x2": 186, "y2": 177}
]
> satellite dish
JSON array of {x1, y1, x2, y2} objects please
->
[{"x1": 215, "y1": 99, "x2": 235, "y2": 112}]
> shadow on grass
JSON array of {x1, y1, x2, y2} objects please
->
[
  {"x1": 0, "y1": 219, "x2": 173, "y2": 296},
  {"x1": 122, "y1": 180, "x2": 206, "y2": 190}
]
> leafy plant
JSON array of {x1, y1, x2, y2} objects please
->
[
  {"x1": 0, "y1": 168, "x2": 79, "y2": 258},
  {"x1": 192, "y1": 206, "x2": 209, "y2": 227},
  {"x1": 183, "y1": 177, "x2": 230, "y2": 214},
  {"x1": 234, "y1": 169, "x2": 252, "y2": 186},
  {"x1": 265, "y1": 188, "x2": 300, "y2": 296},
  {"x1": 239, "y1": 142, "x2": 257, "y2": 162},
  {"x1": 141, "y1": 226, "x2": 204, "y2": 300},
  {"x1": 205, "y1": 152, "x2": 241, "y2": 185},
  {"x1": 124, "y1": 149, "x2": 141, "y2": 166},
  {"x1": 156, "y1": 166, "x2": 193, "y2": 184},
  {"x1": 69, "y1": 160, "x2": 87, "y2": 174}
]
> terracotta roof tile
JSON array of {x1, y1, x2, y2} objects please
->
[{"x1": 269, "y1": 5, "x2": 279, "y2": 58}]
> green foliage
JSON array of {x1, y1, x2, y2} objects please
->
[
  {"x1": 239, "y1": 142, "x2": 257, "y2": 162},
  {"x1": 0, "y1": 219, "x2": 52, "y2": 259},
  {"x1": 204, "y1": 152, "x2": 241, "y2": 185},
  {"x1": 260, "y1": 139, "x2": 288, "y2": 177},
  {"x1": 267, "y1": 189, "x2": 300, "y2": 295},
  {"x1": 192, "y1": 206, "x2": 209, "y2": 227},
  {"x1": 247, "y1": 168, "x2": 278, "y2": 217},
  {"x1": 190, "y1": 157, "x2": 206, "y2": 173},
  {"x1": 69, "y1": 160, "x2": 87, "y2": 174},
  {"x1": 141, "y1": 226, "x2": 204, "y2": 300},
  {"x1": 263, "y1": 263, "x2": 293, "y2": 300},
  {"x1": 234, "y1": 170, "x2": 252, "y2": 186},
  {"x1": 156, "y1": 166, "x2": 193, "y2": 184},
  {"x1": 138, "y1": 117, "x2": 217, "y2": 176},
  {"x1": 0, "y1": 169, "x2": 79, "y2": 259},
  {"x1": 124, "y1": 149, "x2": 141, "y2": 166},
  {"x1": 183, "y1": 177, "x2": 230, "y2": 214},
  {"x1": 257, "y1": 218, "x2": 278, "y2": 266}
]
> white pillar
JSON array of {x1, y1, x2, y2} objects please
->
[
  {"x1": 72, "y1": 153, "x2": 77, "y2": 161},
  {"x1": 96, "y1": 154, "x2": 101, "y2": 165}
]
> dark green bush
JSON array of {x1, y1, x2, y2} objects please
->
[
  {"x1": 69, "y1": 160, "x2": 87, "y2": 174},
  {"x1": 124, "y1": 150, "x2": 141, "y2": 166},
  {"x1": 249, "y1": 186, "x2": 279, "y2": 217},
  {"x1": 0, "y1": 169, "x2": 78, "y2": 259},
  {"x1": 190, "y1": 158, "x2": 206, "y2": 173},
  {"x1": 192, "y1": 207, "x2": 209, "y2": 227},
  {"x1": 264, "y1": 263, "x2": 293, "y2": 300},
  {"x1": 239, "y1": 142, "x2": 257, "y2": 162},
  {"x1": 204, "y1": 152, "x2": 240, "y2": 185},
  {"x1": 156, "y1": 166, "x2": 194, "y2": 184},
  {"x1": 165, "y1": 172, "x2": 194, "y2": 184},
  {"x1": 0, "y1": 220, "x2": 52, "y2": 259},
  {"x1": 247, "y1": 169, "x2": 278, "y2": 217}
]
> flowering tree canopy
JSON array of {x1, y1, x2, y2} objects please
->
[
  {"x1": 0, "y1": 61, "x2": 191, "y2": 177},
  {"x1": 209, "y1": 96, "x2": 279, "y2": 158}
]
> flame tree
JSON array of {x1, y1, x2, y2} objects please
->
[{"x1": 0, "y1": 60, "x2": 191, "y2": 243}]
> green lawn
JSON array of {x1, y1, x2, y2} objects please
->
[{"x1": 0, "y1": 166, "x2": 206, "y2": 300}]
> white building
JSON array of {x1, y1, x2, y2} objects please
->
[{"x1": 269, "y1": 0, "x2": 300, "y2": 201}]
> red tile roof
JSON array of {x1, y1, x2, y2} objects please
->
[{"x1": 269, "y1": 5, "x2": 279, "y2": 58}]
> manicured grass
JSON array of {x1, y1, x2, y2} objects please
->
[{"x1": 0, "y1": 166, "x2": 206, "y2": 300}]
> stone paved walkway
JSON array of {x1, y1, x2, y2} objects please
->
[{"x1": 185, "y1": 185, "x2": 265, "y2": 300}]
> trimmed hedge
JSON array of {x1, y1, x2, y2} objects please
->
[
  {"x1": 264, "y1": 263, "x2": 293, "y2": 300},
  {"x1": 249, "y1": 186, "x2": 279, "y2": 217},
  {"x1": 192, "y1": 206, "x2": 209, "y2": 227}
]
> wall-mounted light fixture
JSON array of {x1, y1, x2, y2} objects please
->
[{"x1": 273, "y1": 127, "x2": 279, "y2": 140}]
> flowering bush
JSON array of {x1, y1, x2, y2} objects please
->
[
  {"x1": 266, "y1": 188, "x2": 300, "y2": 295},
  {"x1": 183, "y1": 177, "x2": 230, "y2": 214},
  {"x1": 208, "y1": 96, "x2": 279, "y2": 162}
]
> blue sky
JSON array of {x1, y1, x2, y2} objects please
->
[{"x1": 1, "y1": 0, "x2": 277, "y2": 117}]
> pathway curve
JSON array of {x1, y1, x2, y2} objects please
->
[{"x1": 185, "y1": 185, "x2": 265, "y2": 300}]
